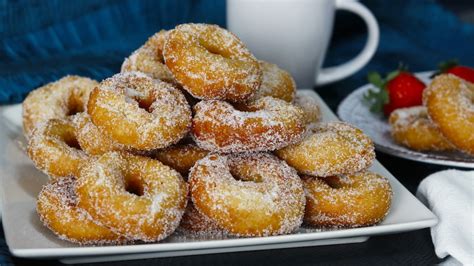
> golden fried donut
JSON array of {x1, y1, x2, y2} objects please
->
[
  {"x1": 73, "y1": 113, "x2": 126, "y2": 155},
  {"x1": 302, "y1": 172, "x2": 392, "y2": 227},
  {"x1": 189, "y1": 153, "x2": 305, "y2": 237},
  {"x1": 37, "y1": 177, "x2": 126, "y2": 245},
  {"x1": 293, "y1": 94, "x2": 322, "y2": 125},
  {"x1": 121, "y1": 30, "x2": 175, "y2": 82},
  {"x1": 77, "y1": 152, "x2": 188, "y2": 242},
  {"x1": 423, "y1": 74, "x2": 474, "y2": 155},
  {"x1": 87, "y1": 72, "x2": 192, "y2": 150},
  {"x1": 192, "y1": 97, "x2": 306, "y2": 153},
  {"x1": 23, "y1": 75, "x2": 98, "y2": 138},
  {"x1": 153, "y1": 141, "x2": 208, "y2": 176},
  {"x1": 389, "y1": 106, "x2": 454, "y2": 151},
  {"x1": 27, "y1": 119, "x2": 87, "y2": 178},
  {"x1": 275, "y1": 122, "x2": 375, "y2": 177},
  {"x1": 247, "y1": 61, "x2": 296, "y2": 102},
  {"x1": 163, "y1": 23, "x2": 262, "y2": 102},
  {"x1": 178, "y1": 201, "x2": 224, "y2": 234}
]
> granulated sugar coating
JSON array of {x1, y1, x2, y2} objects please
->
[
  {"x1": 87, "y1": 72, "x2": 192, "y2": 150},
  {"x1": 37, "y1": 177, "x2": 127, "y2": 245},
  {"x1": 163, "y1": 23, "x2": 262, "y2": 102},
  {"x1": 276, "y1": 122, "x2": 375, "y2": 177},
  {"x1": 246, "y1": 61, "x2": 296, "y2": 103},
  {"x1": 177, "y1": 200, "x2": 226, "y2": 235},
  {"x1": 73, "y1": 113, "x2": 127, "y2": 155},
  {"x1": 302, "y1": 171, "x2": 392, "y2": 228},
  {"x1": 293, "y1": 93, "x2": 322, "y2": 126},
  {"x1": 121, "y1": 30, "x2": 176, "y2": 83},
  {"x1": 423, "y1": 74, "x2": 474, "y2": 155},
  {"x1": 22, "y1": 75, "x2": 98, "y2": 139},
  {"x1": 189, "y1": 153, "x2": 305, "y2": 237},
  {"x1": 76, "y1": 152, "x2": 188, "y2": 242},
  {"x1": 388, "y1": 106, "x2": 454, "y2": 151},
  {"x1": 192, "y1": 96, "x2": 306, "y2": 153},
  {"x1": 27, "y1": 119, "x2": 87, "y2": 179},
  {"x1": 153, "y1": 142, "x2": 209, "y2": 177}
]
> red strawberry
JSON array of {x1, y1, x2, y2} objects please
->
[
  {"x1": 446, "y1": 66, "x2": 474, "y2": 83},
  {"x1": 433, "y1": 60, "x2": 474, "y2": 83},
  {"x1": 364, "y1": 68, "x2": 426, "y2": 116}
]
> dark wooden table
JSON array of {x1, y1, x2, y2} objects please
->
[{"x1": 10, "y1": 87, "x2": 458, "y2": 266}]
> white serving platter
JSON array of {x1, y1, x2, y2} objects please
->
[
  {"x1": 337, "y1": 71, "x2": 474, "y2": 168},
  {"x1": 0, "y1": 90, "x2": 437, "y2": 264}
]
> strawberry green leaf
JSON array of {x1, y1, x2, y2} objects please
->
[
  {"x1": 363, "y1": 86, "x2": 389, "y2": 114},
  {"x1": 431, "y1": 59, "x2": 459, "y2": 78},
  {"x1": 386, "y1": 70, "x2": 400, "y2": 82},
  {"x1": 367, "y1": 71, "x2": 383, "y2": 88}
]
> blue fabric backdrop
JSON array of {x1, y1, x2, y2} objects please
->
[
  {"x1": 0, "y1": 0, "x2": 473, "y2": 264},
  {"x1": 1, "y1": 0, "x2": 474, "y2": 105}
]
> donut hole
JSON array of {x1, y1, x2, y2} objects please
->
[
  {"x1": 64, "y1": 136, "x2": 82, "y2": 150},
  {"x1": 66, "y1": 99, "x2": 85, "y2": 116},
  {"x1": 198, "y1": 39, "x2": 232, "y2": 59},
  {"x1": 323, "y1": 176, "x2": 352, "y2": 189},
  {"x1": 229, "y1": 167, "x2": 263, "y2": 183},
  {"x1": 124, "y1": 176, "x2": 145, "y2": 196}
]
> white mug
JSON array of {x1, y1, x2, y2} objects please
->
[{"x1": 227, "y1": 0, "x2": 379, "y2": 88}]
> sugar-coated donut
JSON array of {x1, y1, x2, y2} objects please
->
[
  {"x1": 293, "y1": 94, "x2": 321, "y2": 126},
  {"x1": 192, "y1": 97, "x2": 306, "y2": 153},
  {"x1": 178, "y1": 201, "x2": 224, "y2": 234},
  {"x1": 87, "y1": 72, "x2": 192, "y2": 150},
  {"x1": 73, "y1": 113, "x2": 126, "y2": 155},
  {"x1": 121, "y1": 30, "x2": 175, "y2": 82},
  {"x1": 77, "y1": 152, "x2": 188, "y2": 242},
  {"x1": 37, "y1": 177, "x2": 126, "y2": 245},
  {"x1": 302, "y1": 172, "x2": 392, "y2": 227},
  {"x1": 153, "y1": 141, "x2": 209, "y2": 176},
  {"x1": 275, "y1": 122, "x2": 375, "y2": 177},
  {"x1": 189, "y1": 153, "x2": 305, "y2": 237},
  {"x1": 247, "y1": 61, "x2": 296, "y2": 102},
  {"x1": 423, "y1": 74, "x2": 474, "y2": 155},
  {"x1": 27, "y1": 119, "x2": 87, "y2": 178},
  {"x1": 164, "y1": 23, "x2": 262, "y2": 102},
  {"x1": 389, "y1": 106, "x2": 454, "y2": 151},
  {"x1": 23, "y1": 75, "x2": 98, "y2": 139}
]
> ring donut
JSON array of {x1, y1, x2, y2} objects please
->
[
  {"x1": 275, "y1": 122, "x2": 375, "y2": 177},
  {"x1": 87, "y1": 72, "x2": 192, "y2": 150},
  {"x1": 247, "y1": 61, "x2": 296, "y2": 102},
  {"x1": 27, "y1": 119, "x2": 87, "y2": 178},
  {"x1": 389, "y1": 106, "x2": 454, "y2": 151},
  {"x1": 423, "y1": 74, "x2": 474, "y2": 154},
  {"x1": 121, "y1": 30, "x2": 175, "y2": 82},
  {"x1": 73, "y1": 113, "x2": 125, "y2": 155},
  {"x1": 153, "y1": 141, "x2": 209, "y2": 177},
  {"x1": 189, "y1": 153, "x2": 305, "y2": 237},
  {"x1": 37, "y1": 177, "x2": 126, "y2": 245},
  {"x1": 293, "y1": 94, "x2": 321, "y2": 126},
  {"x1": 76, "y1": 152, "x2": 188, "y2": 242},
  {"x1": 164, "y1": 23, "x2": 262, "y2": 102},
  {"x1": 178, "y1": 201, "x2": 224, "y2": 234},
  {"x1": 302, "y1": 172, "x2": 392, "y2": 227},
  {"x1": 192, "y1": 97, "x2": 306, "y2": 153},
  {"x1": 23, "y1": 75, "x2": 98, "y2": 138}
]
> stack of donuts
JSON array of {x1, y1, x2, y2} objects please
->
[
  {"x1": 389, "y1": 74, "x2": 474, "y2": 155},
  {"x1": 23, "y1": 23, "x2": 392, "y2": 245}
]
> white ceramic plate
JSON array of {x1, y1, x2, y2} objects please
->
[
  {"x1": 0, "y1": 90, "x2": 437, "y2": 264},
  {"x1": 338, "y1": 71, "x2": 474, "y2": 168}
]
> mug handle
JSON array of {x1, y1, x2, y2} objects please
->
[{"x1": 316, "y1": 0, "x2": 379, "y2": 86}]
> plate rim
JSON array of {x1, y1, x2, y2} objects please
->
[
  {"x1": 337, "y1": 71, "x2": 474, "y2": 169},
  {"x1": 1, "y1": 89, "x2": 438, "y2": 259}
]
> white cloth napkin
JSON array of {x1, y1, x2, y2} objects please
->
[{"x1": 416, "y1": 169, "x2": 474, "y2": 266}]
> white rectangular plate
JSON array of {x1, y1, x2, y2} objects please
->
[{"x1": 0, "y1": 90, "x2": 437, "y2": 264}]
